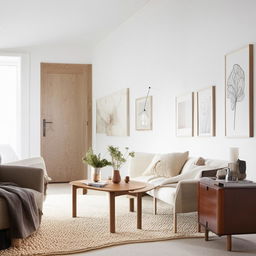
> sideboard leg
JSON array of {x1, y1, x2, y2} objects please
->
[
  {"x1": 198, "y1": 223, "x2": 201, "y2": 233},
  {"x1": 227, "y1": 235, "x2": 232, "y2": 251},
  {"x1": 205, "y1": 229, "x2": 209, "y2": 241}
]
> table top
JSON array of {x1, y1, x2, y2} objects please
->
[{"x1": 70, "y1": 180, "x2": 154, "y2": 193}]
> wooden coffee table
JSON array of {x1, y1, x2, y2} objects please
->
[{"x1": 70, "y1": 180, "x2": 154, "y2": 233}]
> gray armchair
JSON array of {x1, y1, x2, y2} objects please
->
[{"x1": 0, "y1": 165, "x2": 45, "y2": 249}]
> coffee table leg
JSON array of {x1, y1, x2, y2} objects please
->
[
  {"x1": 72, "y1": 185, "x2": 77, "y2": 217},
  {"x1": 137, "y1": 193, "x2": 142, "y2": 229},
  {"x1": 129, "y1": 198, "x2": 134, "y2": 212},
  {"x1": 109, "y1": 192, "x2": 115, "y2": 233}
]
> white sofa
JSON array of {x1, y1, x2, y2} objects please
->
[{"x1": 128, "y1": 152, "x2": 227, "y2": 232}]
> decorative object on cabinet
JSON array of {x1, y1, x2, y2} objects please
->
[
  {"x1": 225, "y1": 44, "x2": 253, "y2": 137},
  {"x1": 197, "y1": 86, "x2": 216, "y2": 136},
  {"x1": 136, "y1": 87, "x2": 152, "y2": 131},
  {"x1": 176, "y1": 92, "x2": 194, "y2": 137},
  {"x1": 96, "y1": 88, "x2": 130, "y2": 136}
]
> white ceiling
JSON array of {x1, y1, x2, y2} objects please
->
[{"x1": 0, "y1": 0, "x2": 149, "y2": 49}]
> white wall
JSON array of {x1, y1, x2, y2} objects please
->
[
  {"x1": 1, "y1": 43, "x2": 92, "y2": 157},
  {"x1": 93, "y1": 0, "x2": 256, "y2": 180}
]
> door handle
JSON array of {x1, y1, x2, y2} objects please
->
[{"x1": 43, "y1": 119, "x2": 53, "y2": 137}]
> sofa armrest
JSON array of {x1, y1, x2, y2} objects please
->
[
  {"x1": 0, "y1": 165, "x2": 44, "y2": 193},
  {"x1": 174, "y1": 179, "x2": 199, "y2": 214}
]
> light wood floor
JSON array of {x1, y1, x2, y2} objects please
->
[{"x1": 49, "y1": 184, "x2": 256, "y2": 256}]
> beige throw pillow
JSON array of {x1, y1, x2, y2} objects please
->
[{"x1": 142, "y1": 151, "x2": 189, "y2": 177}]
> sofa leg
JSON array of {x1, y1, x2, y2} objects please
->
[
  {"x1": 173, "y1": 213, "x2": 177, "y2": 233},
  {"x1": 153, "y1": 197, "x2": 157, "y2": 215}
]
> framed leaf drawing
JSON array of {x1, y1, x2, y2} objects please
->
[
  {"x1": 197, "y1": 86, "x2": 216, "y2": 137},
  {"x1": 176, "y1": 92, "x2": 194, "y2": 137},
  {"x1": 136, "y1": 96, "x2": 152, "y2": 130},
  {"x1": 225, "y1": 44, "x2": 253, "y2": 137}
]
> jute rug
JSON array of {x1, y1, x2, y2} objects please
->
[{"x1": 0, "y1": 191, "x2": 203, "y2": 256}]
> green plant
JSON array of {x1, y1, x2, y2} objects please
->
[
  {"x1": 107, "y1": 145, "x2": 135, "y2": 170},
  {"x1": 82, "y1": 148, "x2": 111, "y2": 168}
]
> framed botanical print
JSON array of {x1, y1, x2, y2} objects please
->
[
  {"x1": 135, "y1": 96, "x2": 152, "y2": 130},
  {"x1": 176, "y1": 92, "x2": 194, "y2": 137},
  {"x1": 197, "y1": 86, "x2": 216, "y2": 137},
  {"x1": 225, "y1": 44, "x2": 253, "y2": 137}
]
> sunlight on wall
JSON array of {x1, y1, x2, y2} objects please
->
[{"x1": 0, "y1": 56, "x2": 21, "y2": 157}]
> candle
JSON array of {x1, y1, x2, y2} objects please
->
[{"x1": 229, "y1": 147, "x2": 239, "y2": 163}]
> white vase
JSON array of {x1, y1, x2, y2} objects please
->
[{"x1": 91, "y1": 167, "x2": 101, "y2": 182}]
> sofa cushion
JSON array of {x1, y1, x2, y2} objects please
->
[
  {"x1": 143, "y1": 151, "x2": 189, "y2": 178},
  {"x1": 0, "y1": 188, "x2": 43, "y2": 230},
  {"x1": 147, "y1": 186, "x2": 177, "y2": 205},
  {"x1": 132, "y1": 175, "x2": 156, "y2": 183},
  {"x1": 132, "y1": 175, "x2": 174, "y2": 187}
]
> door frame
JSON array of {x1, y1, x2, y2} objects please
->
[{"x1": 40, "y1": 62, "x2": 92, "y2": 180}]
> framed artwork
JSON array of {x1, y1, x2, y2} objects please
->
[
  {"x1": 197, "y1": 86, "x2": 216, "y2": 137},
  {"x1": 225, "y1": 44, "x2": 253, "y2": 137},
  {"x1": 96, "y1": 88, "x2": 130, "y2": 136},
  {"x1": 135, "y1": 96, "x2": 152, "y2": 130},
  {"x1": 176, "y1": 92, "x2": 194, "y2": 137}
]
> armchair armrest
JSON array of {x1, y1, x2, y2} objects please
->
[
  {"x1": 0, "y1": 165, "x2": 44, "y2": 193},
  {"x1": 6, "y1": 157, "x2": 51, "y2": 183},
  {"x1": 174, "y1": 179, "x2": 199, "y2": 214}
]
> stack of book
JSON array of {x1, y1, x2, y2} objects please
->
[{"x1": 82, "y1": 181, "x2": 108, "y2": 188}]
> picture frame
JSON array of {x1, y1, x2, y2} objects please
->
[
  {"x1": 176, "y1": 92, "x2": 194, "y2": 137},
  {"x1": 225, "y1": 44, "x2": 253, "y2": 137},
  {"x1": 135, "y1": 96, "x2": 152, "y2": 130},
  {"x1": 96, "y1": 88, "x2": 130, "y2": 136},
  {"x1": 197, "y1": 86, "x2": 216, "y2": 137}
]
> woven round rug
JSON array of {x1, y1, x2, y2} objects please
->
[{"x1": 0, "y1": 190, "x2": 203, "y2": 256}]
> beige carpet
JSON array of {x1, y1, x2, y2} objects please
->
[{"x1": 0, "y1": 192, "x2": 203, "y2": 256}]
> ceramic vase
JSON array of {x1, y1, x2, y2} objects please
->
[{"x1": 112, "y1": 170, "x2": 121, "y2": 184}]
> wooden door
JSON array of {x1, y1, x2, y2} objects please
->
[{"x1": 41, "y1": 63, "x2": 92, "y2": 182}]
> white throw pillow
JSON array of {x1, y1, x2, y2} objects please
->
[{"x1": 142, "y1": 151, "x2": 189, "y2": 178}]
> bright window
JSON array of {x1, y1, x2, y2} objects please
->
[{"x1": 0, "y1": 56, "x2": 21, "y2": 157}]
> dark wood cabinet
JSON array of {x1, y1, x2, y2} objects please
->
[{"x1": 198, "y1": 178, "x2": 256, "y2": 251}]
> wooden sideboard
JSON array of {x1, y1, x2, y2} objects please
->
[{"x1": 198, "y1": 178, "x2": 256, "y2": 251}]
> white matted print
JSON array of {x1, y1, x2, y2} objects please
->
[
  {"x1": 136, "y1": 96, "x2": 152, "y2": 130},
  {"x1": 225, "y1": 45, "x2": 253, "y2": 137},
  {"x1": 197, "y1": 86, "x2": 216, "y2": 137},
  {"x1": 96, "y1": 88, "x2": 129, "y2": 136},
  {"x1": 176, "y1": 93, "x2": 194, "y2": 137}
]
